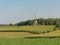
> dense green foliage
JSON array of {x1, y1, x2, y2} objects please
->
[
  {"x1": 0, "y1": 38, "x2": 60, "y2": 45},
  {"x1": 15, "y1": 18, "x2": 60, "y2": 29},
  {"x1": 55, "y1": 19, "x2": 60, "y2": 29}
]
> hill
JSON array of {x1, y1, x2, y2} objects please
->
[{"x1": 0, "y1": 25, "x2": 59, "y2": 38}]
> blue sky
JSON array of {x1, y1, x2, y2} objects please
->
[{"x1": 0, "y1": 0, "x2": 60, "y2": 24}]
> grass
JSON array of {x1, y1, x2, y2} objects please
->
[
  {"x1": 0, "y1": 32, "x2": 33, "y2": 38},
  {"x1": 0, "y1": 25, "x2": 59, "y2": 45},
  {"x1": 0, "y1": 25, "x2": 58, "y2": 38},
  {"x1": 0, "y1": 30, "x2": 60, "y2": 38},
  {"x1": 0, "y1": 38, "x2": 59, "y2": 45},
  {"x1": 0, "y1": 25, "x2": 56, "y2": 38},
  {"x1": 0, "y1": 25, "x2": 55, "y2": 34}
]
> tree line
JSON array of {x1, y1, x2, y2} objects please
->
[{"x1": 15, "y1": 18, "x2": 60, "y2": 29}]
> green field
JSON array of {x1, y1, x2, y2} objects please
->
[
  {"x1": 0, "y1": 25, "x2": 56, "y2": 38},
  {"x1": 0, "y1": 25, "x2": 55, "y2": 34},
  {"x1": 0, "y1": 38, "x2": 60, "y2": 45},
  {"x1": 0, "y1": 25, "x2": 59, "y2": 45}
]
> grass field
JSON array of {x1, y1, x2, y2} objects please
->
[
  {"x1": 0, "y1": 30, "x2": 60, "y2": 38},
  {"x1": 0, "y1": 25, "x2": 56, "y2": 38},
  {"x1": 0, "y1": 25, "x2": 55, "y2": 34},
  {"x1": 0, "y1": 38, "x2": 60, "y2": 45},
  {"x1": 0, "y1": 25, "x2": 59, "y2": 45}
]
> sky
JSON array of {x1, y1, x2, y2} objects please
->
[{"x1": 0, "y1": 0, "x2": 60, "y2": 24}]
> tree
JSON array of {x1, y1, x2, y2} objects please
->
[
  {"x1": 37, "y1": 18, "x2": 45, "y2": 25},
  {"x1": 55, "y1": 18, "x2": 60, "y2": 29},
  {"x1": 9, "y1": 23, "x2": 13, "y2": 26},
  {"x1": 27, "y1": 20, "x2": 34, "y2": 25},
  {"x1": 45, "y1": 18, "x2": 55, "y2": 25}
]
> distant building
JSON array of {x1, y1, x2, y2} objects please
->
[{"x1": 33, "y1": 19, "x2": 38, "y2": 25}]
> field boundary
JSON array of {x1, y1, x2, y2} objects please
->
[{"x1": 25, "y1": 36, "x2": 60, "y2": 39}]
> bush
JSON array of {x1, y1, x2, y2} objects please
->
[
  {"x1": 56, "y1": 23, "x2": 60, "y2": 29},
  {"x1": 46, "y1": 31, "x2": 50, "y2": 33}
]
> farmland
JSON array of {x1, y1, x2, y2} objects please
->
[
  {"x1": 0, "y1": 0, "x2": 60, "y2": 44},
  {"x1": 0, "y1": 25, "x2": 55, "y2": 33},
  {"x1": 0, "y1": 25, "x2": 59, "y2": 45},
  {"x1": 0, "y1": 38, "x2": 60, "y2": 45},
  {"x1": 0, "y1": 25, "x2": 56, "y2": 38}
]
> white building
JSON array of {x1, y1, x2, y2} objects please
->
[{"x1": 33, "y1": 20, "x2": 38, "y2": 25}]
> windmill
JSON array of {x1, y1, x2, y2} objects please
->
[{"x1": 33, "y1": 14, "x2": 38, "y2": 25}]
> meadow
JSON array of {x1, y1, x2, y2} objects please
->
[
  {"x1": 0, "y1": 25, "x2": 55, "y2": 34},
  {"x1": 0, "y1": 38, "x2": 60, "y2": 45},
  {"x1": 0, "y1": 25, "x2": 59, "y2": 45},
  {"x1": 0, "y1": 25, "x2": 56, "y2": 38}
]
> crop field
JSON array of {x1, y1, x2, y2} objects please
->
[
  {"x1": 0, "y1": 25, "x2": 59, "y2": 45},
  {"x1": 0, "y1": 25, "x2": 55, "y2": 34},
  {"x1": 0, "y1": 25, "x2": 56, "y2": 38},
  {"x1": 0, "y1": 30, "x2": 60, "y2": 38}
]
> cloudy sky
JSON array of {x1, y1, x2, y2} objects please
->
[{"x1": 0, "y1": 0, "x2": 60, "y2": 24}]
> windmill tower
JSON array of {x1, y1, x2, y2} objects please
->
[{"x1": 33, "y1": 14, "x2": 38, "y2": 25}]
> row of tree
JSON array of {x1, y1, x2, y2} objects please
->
[{"x1": 15, "y1": 18, "x2": 60, "y2": 29}]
